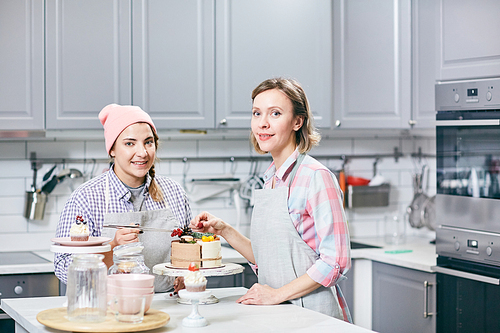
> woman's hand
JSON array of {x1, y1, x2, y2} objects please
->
[
  {"x1": 190, "y1": 211, "x2": 227, "y2": 237},
  {"x1": 236, "y1": 283, "x2": 284, "y2": 305},
  {"x1": 174, "y1": 277, "x2": 184, "y2": 293},
  {"x1": 110, "y1": 224, "x2": 140, "y2": 247}
]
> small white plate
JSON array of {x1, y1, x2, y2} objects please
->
[{"x1": 51, "y1": 237, "x2": 111, "y2": 246}]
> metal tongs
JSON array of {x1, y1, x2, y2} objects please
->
[{"x1": 103, "y1": 224, "x2": 172, "y2": 233}]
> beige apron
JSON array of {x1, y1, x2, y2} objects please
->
[
  {"x1": 102, "y1": 175, "x2": 179, "y2": 292},
  {"x1": 251, "y1": 154, "x2": 348, "y2": 320}
]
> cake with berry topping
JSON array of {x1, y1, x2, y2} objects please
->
[
  {"x1": 170, "y1": 227, "x2": 221, "y2": 268},
  {"x1": 184, "y1": 262, "x2": 207, "y2": 292},
  {"x1": 70, "y1": 215, "x2": 89, "y2": 241}
]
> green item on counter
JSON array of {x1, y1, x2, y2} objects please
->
[{"x1": 384, "y1": 249, "x2": 413, "y2": 254}]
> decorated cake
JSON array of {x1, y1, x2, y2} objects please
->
[
  {"x1": 70, "y1": 215, "x2": 89, "y2": 241},
  {"x1": 184, "y1": 262, "x2": 207, "y2": 292},
  {"x1": 170, "y1": 227, "x2": 222, "y2": 268}
]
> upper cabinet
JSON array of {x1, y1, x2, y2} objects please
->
[
  {"x1": 44, "y1": 0, "x2": 332, "y2": 130},
  {"x1": 437, "y1": 0, "x2": 500, "y2": 81},
  {"x1": 0, "y1": 0, "x2": 44, "y2": 131},
  {"x1": 132, "y1": 0, "x2": 215, "y2": 129},
  {"x1": 45, "y1": 0, "x2": 132, "y2": 129},
  {"x1": 411, "y1": 0, "x2": 439, "y2": 128},
  {"x1": 333, "y1": 0, "x2": 412, "y2": 129},
  {"x1": 333, "y1": 0, "x2": 438, "y2": 129},
  {"x1": 215, "y1": 0, "x2": 333, "y2": 129}
]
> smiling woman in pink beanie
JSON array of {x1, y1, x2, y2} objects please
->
[{"x1": 55, "y1": 104, "x2": 192, "y2": 294}]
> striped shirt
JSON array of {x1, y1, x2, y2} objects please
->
[
  {"x1": 54, "y1": 166, "x2": 192, "y2": 284},
  {"x1": 262, "y1": 149, "x2": 351, "y2": 314}
]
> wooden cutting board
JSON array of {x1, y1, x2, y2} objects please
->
[{"x1": 37, "y1": 307, "x2": 169, "y2": 332}]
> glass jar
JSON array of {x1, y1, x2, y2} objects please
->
[
  {"x1": 109, "y1": 242, "x2": 150, "y2": 275},
  {"x1": 67, "y1": 254, "x2": 107, "y2": 322},
  {"x1": 384, "y1": 213, "x2": 407, "y2": 245}
]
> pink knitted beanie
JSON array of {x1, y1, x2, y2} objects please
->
[{"x1": 99, "y1": 104, "x2": 157, "y2": 154}]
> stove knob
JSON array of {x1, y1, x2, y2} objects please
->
[
  {"x1": 486, "y1": 246, "x2": 493, "y2": 256},
  {"x1": 454, "y1": 93, "x2": 460, "y2": 103},
  {"x1": 486, "y1": 91, "x2": 492, "y2": 101},
  {"x1": 14, "y1": 286, "x2": 23, "y2": 295},
  {"x1": 455, "y1": 241, "x2": 460, "y2": 251}
]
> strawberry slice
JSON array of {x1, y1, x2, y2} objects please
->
[
  {"x1": 197, "y1": 222, "x2": 204, "y2": 229},
  {"x1": 188, "y1": 262, "x2": 199, "y2": 271}
]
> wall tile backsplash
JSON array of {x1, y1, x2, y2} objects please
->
[{"x1": 0, "y1": 131, "x2": 436, "y2": 251}]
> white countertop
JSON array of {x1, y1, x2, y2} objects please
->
[
  {"x1": 0, "y1": 237, "x2": 436, "y2": 275},
  {"x1": 350, "y1": 236, "x2": 437, "y2": 272},
  {"x1": 1, "y1": 287, "x2": 375, "y2": 333}
]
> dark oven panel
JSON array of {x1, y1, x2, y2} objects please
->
[{"x1": 0, "y1": 273, "x2": 59, "y2": 300}]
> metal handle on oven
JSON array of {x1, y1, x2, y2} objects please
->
[
  {"x1": 423, "y1": 281, "x2": 433, "y2": 318},
  {"x1": 436, "y1": 119, "x2": 500, "y2": 126},
  {"x1": 432, "y1": 266, "x2": 500, "y2": 285}
]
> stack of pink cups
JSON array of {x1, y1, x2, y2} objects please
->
[{"x1": 107, "y1": 274, "x2": 155, "y2": 313}]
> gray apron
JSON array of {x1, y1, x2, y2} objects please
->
[
  {"x1": 102, "y1": 175, "x2": 179, "y2": 292},
  {"x1": 251, "y1": 154, "x2": 346, "y2": 319}
]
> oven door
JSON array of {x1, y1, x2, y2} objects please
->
[
  {"x1": 437, "y1": 112, "x2": 500, "y2": 234},
  {"x1": 433, "y1": 257, "x2": 500, "y2": 333}
]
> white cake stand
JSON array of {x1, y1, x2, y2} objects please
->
[
  {"x1": 178, "y1": 290, "x2": 212, "y2": 327},
  {"x1": 50, "y1": 244, "x2": 111, "y2": 253},
  {"x1": 153, "y1": 262, "x2": 244, "y2": 304}
]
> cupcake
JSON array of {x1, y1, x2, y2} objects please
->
[
  {"x1": 184, "y1": 262, "x2": 207, "y2": 292},
  {"x1": 70, "y1": 215, "x2": 89, "y2": 241}
]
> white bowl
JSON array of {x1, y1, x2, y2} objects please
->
[{"x1": 107, "y1": 274, "x2": 155, "y2": 288}]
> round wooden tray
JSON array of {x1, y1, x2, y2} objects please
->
[{"x1": 37, "y1": 307, "x2": 169, "y2": 332}]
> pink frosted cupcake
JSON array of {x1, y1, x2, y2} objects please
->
[
  {"x1": 184, "y1": 262, "x2": 207, "y2": 292},
  {"x1": 70, "y1": 215, "x2": 89, "y2": 241}
]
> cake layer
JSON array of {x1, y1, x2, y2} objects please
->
[{"x1": 170, "y1": 239, "x2": 222, "y2": 268}]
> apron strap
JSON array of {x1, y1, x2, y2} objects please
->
[
  {"x1": 105, "y1": 173, "x2": 110, "y2": 214},
  {"x1": 287, "y1": 153, "x2": 306, "y2": 187}
]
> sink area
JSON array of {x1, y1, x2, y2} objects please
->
[{"x1": 350, "y1": 241, "x2": 382, "y2": 250}]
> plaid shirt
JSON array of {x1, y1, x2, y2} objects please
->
[
  {"x1": 54, "y1": 166, "x2": 192, "y2": 284},
  {"x1": 261, "y1": 149, "x2": 352, "y2": 321}
]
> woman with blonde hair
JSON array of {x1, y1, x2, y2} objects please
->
[
  {"x1": 191, "y1": 78, "x2": 352, "y2": 321},
  {"x1": 55, "y1": 104, "x2": 191, "y2": 293}
]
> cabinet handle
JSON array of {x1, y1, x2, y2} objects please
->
[
  {"x1": 219, "y1": 118, "x2": 227, "y2": 125},
  {"x1": 408, "y1": 120, "x2": 417, "y2": 126},
  {"x1": 423, "y1": 280, "x2": 433, "y2": 318},
  {"x1": 335, "y1": 120, "x2": 341, "y2": 127}
]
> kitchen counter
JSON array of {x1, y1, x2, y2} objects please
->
[
  {"x1": 350, "y1": 236, "x2": 437, "y2": 272},
  {"x1": 1, "y1": 287, "x2": 375, "y2": 333}
]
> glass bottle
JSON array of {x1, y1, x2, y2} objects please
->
[
  {"x1": 108, "y1": 242, "x2": 150, "y2": 275},
  {"x1": 67, "y1": 254, "x2": 107, "y2": 322}
]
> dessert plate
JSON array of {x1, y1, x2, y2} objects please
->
[
  {"x1": 51, "y1": 237, "x2": 111, "y2": 247},
  {"x1": 164, "y1": 262, "x2": 224, "y2": 270}
]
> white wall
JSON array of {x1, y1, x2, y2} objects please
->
[{"x1": 0, "y1": 130, "x2": 436, "y2": 251}]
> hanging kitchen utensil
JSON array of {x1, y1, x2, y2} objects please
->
[
  {"x1": 421, "y1": 195, "x2": 436, "y2": 231},
  {"x1": 41, "y1": 175, "x2": 59, "y2": 194},
  {"x1": 24, "y1": 159, "x2": 47, "y2": 220},
  {"x1": 42, "y1": 164, "x2": 57, "y2": 182},
  {"x1": 407, "y1": 164, "x2": 429, "y2": 228}
]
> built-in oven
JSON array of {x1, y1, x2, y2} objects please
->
[{"x1": 434, "y1": 77, "x2": 500, "y2": 332}]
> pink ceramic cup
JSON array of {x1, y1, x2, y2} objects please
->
[{"x1": 107, "y1": 274, "x2": 155, "y2": 288}]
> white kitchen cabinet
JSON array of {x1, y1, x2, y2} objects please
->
[
  {"x1": 45, "y1": 0, "x2": 132, "y2": 130},
  {"x1": 333, "y1": 0, "x2": 412, "y2": 129},
  {"x1": 411, "y1": 0, "x2": 438, "y2": 129},
  {"x1": 437, "y1": 0, "x2": 500, "y2": 81},
  {"x1": 372, "y1": 261, "x2": 436, "y2": 333},
  {"x1": 132, "y1": 0, "x2": 215, "y2": 129},
  {"x1": 333, "y1": 0, "x2": 439, "y2": 129},
  {"x1": 215, "y1": 0, "x2": 333, "y2": 129},
  {"x1": 0, "y1": 0, "x2": 44, "y2": 131}
]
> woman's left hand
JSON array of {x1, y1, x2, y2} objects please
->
[
  {"x1": 174, "y1": 277, "x2": 184, "y2": 293},
  {"x1": 236, "y1": 283, "x2": 284, "y2": 305}
]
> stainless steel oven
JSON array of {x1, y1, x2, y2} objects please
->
[
  {"x1": 0, "y1": 252, "x2": 59, "y2": 332},
  {"x1": 434, "y1": 77, "x2": 500, "y2": 332}
]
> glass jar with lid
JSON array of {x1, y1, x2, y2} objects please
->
[
  {"x1": 67, "y1": 254, "x2": 107, "y2": 322},
  {"x1": 108, "y1": 242, "x2": 150, "y2": 275}
]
